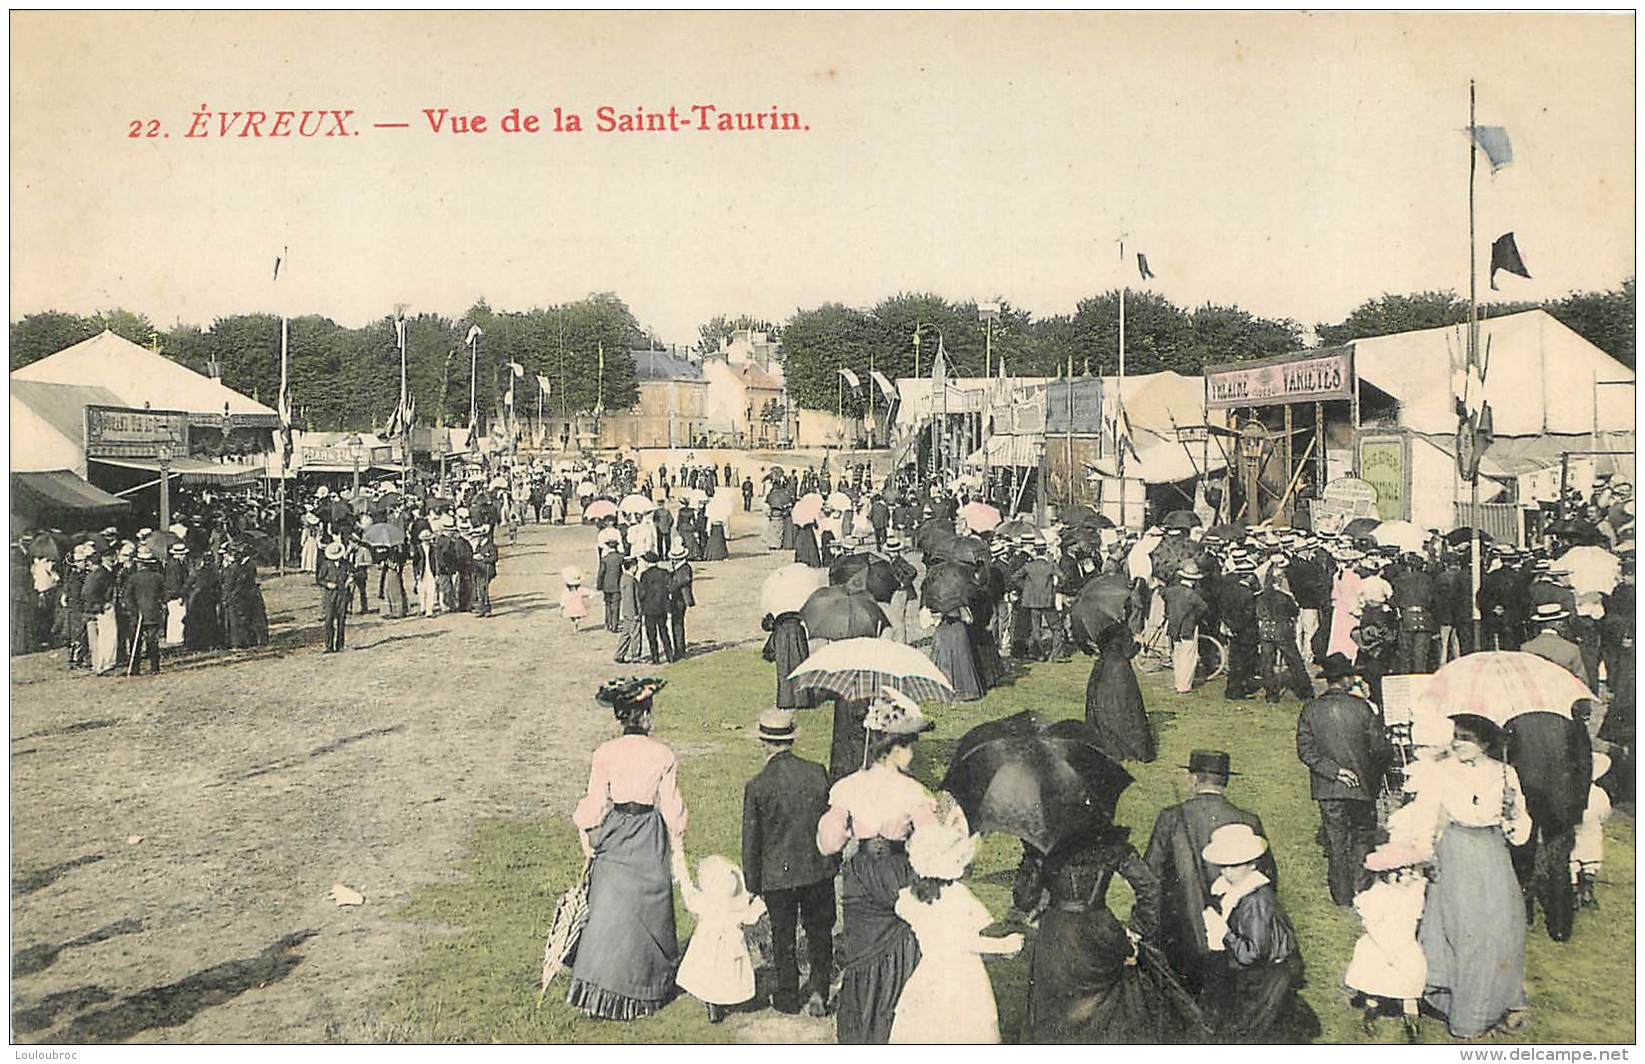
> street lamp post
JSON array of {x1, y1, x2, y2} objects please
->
[
  {"x1": 156, "y1": 435, "x2": 174, "y2": 531},
  {"x1": 346, "y1": 433, "x2": 364, "y2": 498}
]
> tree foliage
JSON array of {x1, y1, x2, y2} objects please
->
[{"x1": 698, "y1": 314, "x2": 782, "y2": 351}]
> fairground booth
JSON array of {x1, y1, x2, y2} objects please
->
[{"x1": 1203, "y1": 310, "x2": 1635, "y2": 542}]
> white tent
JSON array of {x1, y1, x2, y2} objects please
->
[
  {"x1": 1352, "y1": 310, "x2": 1634, "y2": 437},
  {"x1": 12, "y1": 330, "x2": 278, "y2": 419}
]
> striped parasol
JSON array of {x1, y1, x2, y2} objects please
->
[
  {"x1": 537, "y1": 859, "x2": 593, "y2": 1004},
  {"x1": 788, "y1": 637, "x2": 955, "y2": 704},
  {"x1": 1423, "y1": 650, "x2": 1597, "y2": 726}
]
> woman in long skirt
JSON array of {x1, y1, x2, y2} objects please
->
[
  {"x1": 931, "y1": 611, "x2": 985, "y2": 701},
  {"x1": 817, "y1": 690, "x2": 937, "y2": 1043},
  {"x1": 184, "y1": 559, "x2": 225, "y2": 650},
  {"x1": 762, "y1": 611, "x2": 816, "y2": 710},
  {"x1": 1399, "y1": 715, "x2": 1532, "y2": 1038},
  {"x1": 1085, "y1": 624, "x2": 1156, "y2": 762},
  {"x1": 702, "y1": 520, "x2": 729, "y2": 562},
  {"x1": 568, "y1": 677, "x2": 688, "y2": 1020},
  {"x1": 795, "y1": 522, "x2": 822, "y2": 568}
]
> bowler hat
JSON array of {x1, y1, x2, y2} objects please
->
[
  {"x1": 1182, "y1": 749, "x2": 1238, "y2": 777},
  {"x1": 1316, "y1": 652, "x2": 1358, "y2": 680}
]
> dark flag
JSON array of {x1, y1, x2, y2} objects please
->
[
  {"x1": 1137, "y1": 253, "x2": 1155, "y2": 281},
  {"x1": 1489, "y1": 232, "x2": 1531, "y2": 290}
]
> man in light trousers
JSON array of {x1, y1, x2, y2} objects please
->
[{"x1": 1163, "y1": 563, "x2": 1209, "y2": 693}]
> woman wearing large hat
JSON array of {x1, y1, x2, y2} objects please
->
[
  {"x1": 567, "y1": 677, "x2": 689, "y2": 1020},
  {"x1": 816, "y1": 687, "x2": 937, "y2": 1043}
]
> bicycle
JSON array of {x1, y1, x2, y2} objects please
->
[{"x1": 1135, "y1": 619, "x2": 1226, "y2": 683}]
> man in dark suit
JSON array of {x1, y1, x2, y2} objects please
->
[
  {"x1": 638, "y1": 552, "x2": 674, "y2": 664},
  {"x1": 1505, "y1": 709, "x2": 1592, "y2": 942},
  {"x1": 596, "y1": 539, "x2": 624, "y2": 632},
  {"x1": 1296, "y1": 653, "x2": 1393, "y2": 906},
  {"x1": 1143, "y1": 750, "x2": 1277, "y2": 994},
  {"x1": 742, "y1": 711, "x2": 837, "y2": 1017}
]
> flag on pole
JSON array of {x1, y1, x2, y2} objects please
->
[
  {"x1": 466, "y1": 324, "x2": 483, "y2": 345},
  {"x1": 1136, "y1": 253, "x2": 1155, "y2": 281},
  {"x1": 394, "y1": 315, "x2": 407, "y2": 350},
  {"x1": 869, "y1": 369, "x2": 897, "y2": 403},
  {"x1": 384, "y1": 395, "x2": 416, "y2": 437},
  {"x1": 1488, "y1": 232, "x2": 1531, "y2": 290},
  {"x1": 1469, "y1": 125, "x2": 1514, "y2": 171},
  {"x1": 837, "y1": 367, "x2": 861, "y2": 390},
  {"x1": 536, "y1": 375, "x2": 553, "y2": 396},
  {"x1": 508, "y1": 361, "x2": 525, "y2": 378},
  {"x1": 1113, "y1": 404, "x2": 1140, "y2": 462},
  {"x1": 931, "y1": 339, "x2": 948, "y2": 387}
]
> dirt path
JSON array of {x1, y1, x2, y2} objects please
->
[{"x1": 9, "y1": 515, "x2": 788, "y2": 1043}]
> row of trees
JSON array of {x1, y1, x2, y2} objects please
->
[
  {"x1": 10, "y1": 296, "x2": 649, "y2": 432},
  {"x1": 12, "y1": 281, "x2": 1632, "y2": 430}
]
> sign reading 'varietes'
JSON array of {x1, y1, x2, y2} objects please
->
[{"x1": 1204, "y1": 347, "x2": 1354, "y2": 409}]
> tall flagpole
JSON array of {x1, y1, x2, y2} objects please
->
[
  {"x1": 1118, "y1": 237, "x2": 1128, "y2": 528},
  {"x1": 469, "y1": 331, "x2": 479, "y2": 438},
  {"x1": 1468, "y1": 78, "x2": 1483, "y2": 651},
  {"x1": 277, "y1": 260, "x2": 288, "y2": 576},
  {"x1": 396, "y1": 306, "x2": 410, "y2": 485}
]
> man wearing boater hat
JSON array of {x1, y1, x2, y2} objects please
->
[
  {"x1": 1296, "y1": 652, "x2": 1392, "y2": 906},
  {"x1": 1142, "y1": 750, "x2": 1277, "y2": 995},
  {"x1": 741, "y1": 710, "x2": 837, "y2": 1018}
]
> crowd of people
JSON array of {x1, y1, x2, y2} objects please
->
[{"x1": 559, "y1": 463, "x2": 1632, "y2": 1045}]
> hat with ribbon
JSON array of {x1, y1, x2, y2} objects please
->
[
  {"x1": 756, "y1": 709, "x2": 798, "y2": 743},
  {"x1": 1182, "y1": 749, "x2": 1239, "y2": 777},
  {"x1": 864, "y1": 685, "x2": 933, "y2": 735},
  {"x1": 1202, "y1": 823, "x2": 1269, "y2": 866}
]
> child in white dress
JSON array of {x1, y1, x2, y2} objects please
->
[
  {"x1": 676, "y1": 855, "x2": 767, "y2": 1023},
  {"x1": 889, "y1": 802, "x2": 1022, "y2": 1045},
  {"x1": 1571, "y1": 753, "x2": 1613, "y2": 909},
  {"x1": 1345, "y1": 841, "x2": 1429, "y2": 1041}
]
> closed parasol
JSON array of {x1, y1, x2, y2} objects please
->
[
  {"x1": 792, "y1": 493, "x2": 825, "y2": 527},
  {"x1": 1423, "y1": 650, "x2": 1597, "y2": 726},
  {"x1": 583, "y1": 499, "x2": 618, "y2": 521},
  {"x1": 788, "y1": 637, "x2": 954, "y2": 704},
  {"x1": 960, "y1": 501, "x2": 1001, "y2": 534},
  {"x1": 704, "y1": 494, "x2": 735, "y2": 524},
  {"x1": 363, "y1": 522, "x2": 406, "y2": 548},
  {"x1": 760, "y1": 563, "x2": 830, "y2": 617},
  {"x1": 799, "y1": 585, "x2": 889, "y2": 640},
  {"x1": 1556, "y1": 546, "x2": 1622, "y2": 598},
  {"x1": 940, "y1": 712, "x2": 1134, "y2": 855}
]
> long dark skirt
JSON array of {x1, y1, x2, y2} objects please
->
[
  {"x1": 566, "y1": 806, "x2": 680, "y2": 1020},
  {"x1": 703, "y1": 524, "x2": 729, "y2": 562},
  {"x1": 1203, "y1": 954, "x2": 1304, "y2": 1042},
  {"x1": 1421, "y1": 824, "x2": 1527, "y2": 1038},
  {"x1": 769, "y1": 614, "x2": 816, "y2": 710},
  {"x1": 1026, "y1": 906, "x2": 1168, "y2": 1043},
  {"x1": 828, "y1": 697, "x2": 870, "y2": 783},
  {"x1": 931, "y1": 618, "x2": 984, "y2": 701},
  {"x1": 795, "y1": 526, "x2": 822, "y2": 568},
  {"x1": 781, "y1": 515, "x2": 797, "y2": 551},
  {"x1": 1085, "y1": 649, "x2": 1156, "y2": 762},
  {"x1": 837, "y1": 843, "x2": 921, "y2": 1045},
  {"x1": 185, "y1": 593, "x2": 224, "y2": 650}
]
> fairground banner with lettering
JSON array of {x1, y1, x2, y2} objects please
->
[{"x1": 1204, "y1": 346, "x2": 1354, "y2": 410}]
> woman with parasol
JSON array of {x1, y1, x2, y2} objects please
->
[
  {"x1": 567, "y1": 677, "x2": 689, "y2": 1020},
  {"x1": 816, "y1": 688, "x2": 937, "y2": 1044},
  {"x1": 1393, "y1": 712, "x2": 1531, "y2": 1037}
]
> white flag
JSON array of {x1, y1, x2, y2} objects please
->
[
  {"x1": 394, "y1": 316, "x2": 407, "y2": 349},
  {"x1": 837, "y1": 367, "x2": 861, "y2": 390},
  {"x1": 536, "y1": 375, "x2": 553, "y2": 397},
  {"x1": 508, "y1": 361, "x2": 525, "y2": 378},
  {"x1": 466, "y1": 324, "x2": 484, "y2": 345},
  {"x1": 869, "y1": 369, "x2": 897, "y2": 402}
]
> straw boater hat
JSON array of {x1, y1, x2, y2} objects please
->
[
  {"x1": 168, "y1": 542, "x2": 189, "y2": 556},
  {"x1": 756, "y1": 709, "x2": 798, "y2": 743},
  {"x1": 668, "y1": 544, "x2": 688, "y2": 560},
  {"x1": 1202, "y1": 823, "x2": 1269, "y2": 867},
  {"x1": 1533, "y1": 602, "x2": 1571, "y2": 624},
  {"x1": 865, "y1": 685, "x2": 933, "y2": 735},
  {"x1": 1179, "y1": 563, "x2": 1204, "y2": 582},
  {"x1": 135, "y1": 545, "x2": 156, "y2": 563},
  {"x1": 884, "y1": 535, "x2": 904, "y2": 551},
  {"x1": 907, "y1": 804, "x2": 977, "y2": 882},
  {"x1": 325, "y1": 540, "x2": 347, "y2": 560}
]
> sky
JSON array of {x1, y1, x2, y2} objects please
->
[{"x1": 10, "y1": 11, "x2": 1636, "y2": 346}]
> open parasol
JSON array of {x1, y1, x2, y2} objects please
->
[
  {"x1": 363, "y1": 521, "x2": 406, "y2": 548},
  {"x1": 1556, "y1": 546, "x2": 1622, "y2": 598},
  {"x1": 941, "y1": 712, "x2": 1134, "y2": 855},
  {"x1": 792, "y1": 493, "x2": 825, "y2": 527},
  {"x1": 705, "y1": 494, "x2": 735, "y2": 524},
  {"x1": 619, "y1": 493, "x2": 656, "y2": 516},
  {"x1": 960, "y1": 501, "x2": 1002, "y2": 534},
  {"x1": 583, "y1": 499, "x2": 618, "y2": 522},
  {"x1": 142, "y1": 529, "x2": 183, "y2": 556},
  {"x1": 799, "y1": 585, "x2": 889, "y2": 640},
  {"x1": 760, "y1": 563, "x2": 830, "y2": 617},
  {"x1": 1371, "y1": 520, "x2": 1427, "y2": 554},
  {"x1": 826, "y1": 491, "x2": 852, "y2": 513},
  {"x1": 577, "y1": 480, "x2": 597, "y2": 498},
  {"x1": 1423, "y1": 650, "x2": 1597, "y2": 726},
  {"x1": 788, "y1": 637, "x2": 954, "y2": 704}
]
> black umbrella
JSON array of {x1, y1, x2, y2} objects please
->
[
  {"x1": 940, "y1": 535, "x2": 989, "y2": 566},
  {"x1": 28, "y1": 535, "x2": 60, "y2": 561},
  {"x1": 799, "y1": 586, "x2": 889, "y2": 640},
  {"x1": 941, "y1": 713, "x2": 1134, "y2": 855},
  {"x1": 829, "y1": 553, "x2": 898, "y2": 603},
  {"x1": 921, "y1": 561, "x2": 975, "y2": 614},
  {"x1": 1068, "y1": 575, "x2": 1133, "y2": 652},
  {"x1": 1205, "y1": 522, "x2": 1248, "y2": 543},
  {"x1": 1444, "y1": 527, "x2": 1493, "y2": 546},
  {"x1": 766, "y1": 486, "x2": 794, "y2": 511},
  {"x1": 1162, "y1": 509, "x2": 1200, "y2": 530},
  {"x1": 915, "y1": 521, "x2": 957, "y2": 558},
  {"x1": 1343, "y1": 517, "x2": 1380, "y2": 537},
  {"x1": 1547, "y1": 518, "x2": 1609, "y2": 547},
  {"x1": 1064, "y1": 505, "x2": 1115, "y2": 530}
]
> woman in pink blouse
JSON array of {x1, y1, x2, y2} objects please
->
[
  {"x1": 816, "y1": 687, "x2": 938, "y2": 1044},
  {"x1": 566, "y1": 677, "x2": 690, "y2": 1021}
]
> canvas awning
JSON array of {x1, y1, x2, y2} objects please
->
[
  {"x1": 11, "y1": 470, "x2": 131, "y2": 520},
  {"x1": 1087, "y1": 441, "x2": 1228, "y2": 484},
  {"x1": 965, "y1": 434, "x2": 1041, "y2": 468},
  {"x1": 91, "y1": 456, "x2": 264, "y2": 485}
]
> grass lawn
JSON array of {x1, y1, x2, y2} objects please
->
[{"x1": 375, "y1": 647, "x2": 1636, "y2": 1044}]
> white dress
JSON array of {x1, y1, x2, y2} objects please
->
[
  {"x1": 888, "y1": 883, "x2": 1001, "y2": 1045},
  {"x1": 1344, "y1": 877, "x2": 1427, "y2": 999},
  {"x1": 675, "y1": 884, "x2": 766, "y2": 1006}
]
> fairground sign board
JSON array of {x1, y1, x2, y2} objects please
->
[
  {"x1": 84, "y1": 404, "x2": 191, "y2": 460},
  {"x1": 1311, "y1": 475, "x2": 1380, "y2": 535},
  {"x1": 1043, "y1": 377, "x2": 1105, "y2": 434},
  {"x1": 1204, "y1": 346, "x2": 1354, "y2": 410}
]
